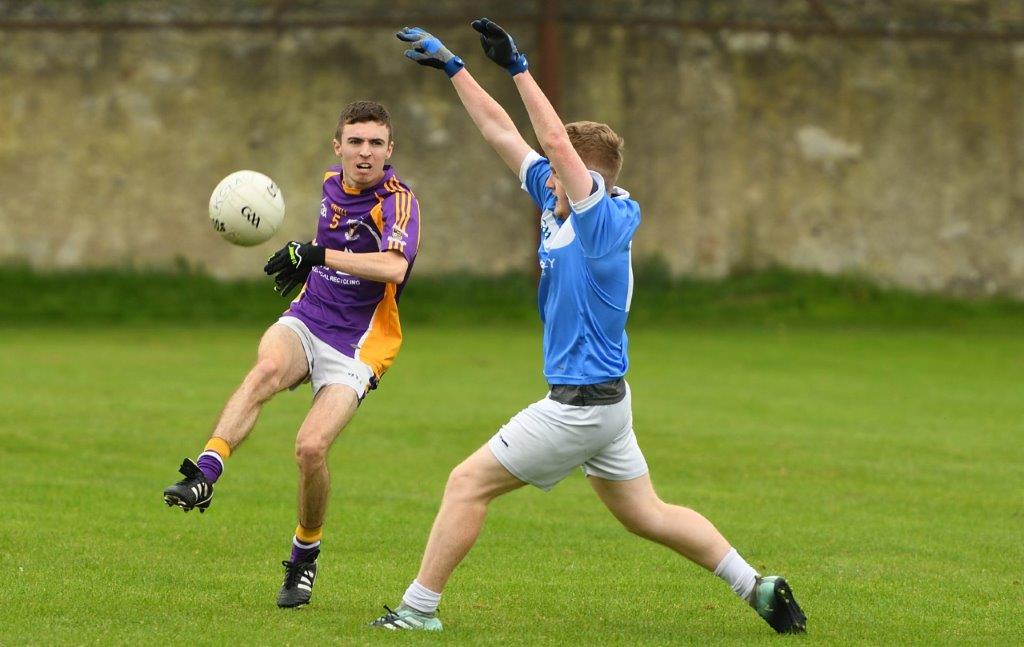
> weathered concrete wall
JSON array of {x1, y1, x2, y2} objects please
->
[{"x1": 1, "y1": 2, "x2": 1023, "y2": 297}]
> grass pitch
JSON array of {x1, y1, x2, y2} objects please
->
[{"x1": 1, "y1": 323, "x2": 1021, "y2": 644}]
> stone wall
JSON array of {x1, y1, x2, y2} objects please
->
[{"x1": 1, "y1": 1, "x2": 1022, "y2": 296}]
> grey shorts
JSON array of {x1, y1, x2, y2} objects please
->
[
  {"x1": 275, "y1": 316, "x2": 375, "y2": 398},
  {"x1": 487, "y1": 383, "x2": 649, "y2": 491}
]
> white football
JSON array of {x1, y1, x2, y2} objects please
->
[{"x1": 208, "y1": 170, "x2": 285, "y2": 246}]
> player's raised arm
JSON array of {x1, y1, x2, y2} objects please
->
[
  {"x1": 472, "y1": 18, "x2": 595, "y2": 206},
  {"x1": 396, "y1": 26, "x2": 532, "y2": 174}
]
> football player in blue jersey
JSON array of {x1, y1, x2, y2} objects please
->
[{"x1": 371, "y1": 21, "x2": 806, "y2": 634}]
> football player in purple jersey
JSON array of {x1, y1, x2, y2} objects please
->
[{"x1": 163, "y1": 101, "x2": 421, "y2": 609}]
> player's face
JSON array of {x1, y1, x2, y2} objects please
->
[
  {"x1": 546, "y1": 170, "x2": 570, "y2": 219},
  {"x1": 332, "y1": 121, "x2": 394, "y2": 190}
]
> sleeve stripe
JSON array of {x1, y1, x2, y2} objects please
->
[
  {"x1": 396, "y1": 191, "x2": 408, "y2": 231},
  {"x1": 404, "y1": 193, "x2": 416, "y2": 230},
  {"x1": 400, "y1": 192, "x2": 412, "y2": 230},
  {"x1": 381, "y1": 176, "x2": 416, "y2": 242},
  {"x1": 393, "y1": 192, "x2": 403, "y2": 232}
]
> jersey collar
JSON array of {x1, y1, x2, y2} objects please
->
[{"x1": 339, "y1": 165, "x2": 395, "y2": 195}]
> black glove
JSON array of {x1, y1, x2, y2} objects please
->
[
  {"x1": 264, "y1": 241, "x2": 325, "y2": 298},
  {"x1": 264, "y1": 241, "x2": 325, "y2": 275},
  {"x1": 273, "y1": 267, "x2": 306, "y2": 298},
  {"x1": 471, "y1": 17, "x2": 528, "y2": 75}
]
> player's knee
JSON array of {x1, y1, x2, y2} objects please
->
[
  {"x1": 444, "y1": 462, "x2": 486, "y2": 503},
  {"x1": 294, "y1": 436, "x2": 329, "y2": 471}
]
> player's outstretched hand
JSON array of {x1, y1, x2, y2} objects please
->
[
  {"x1": 471, "y1": 18, "x2": 528, "y2": 75},
  {"x1": 264, "y1": 241, "x2": 326, "y2": 276},
  {"x1": 395, "y1": 27, "x2": 465, "y2": 78}
]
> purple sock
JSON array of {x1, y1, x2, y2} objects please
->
[
  {"x1": 290, "y1": 537, "x2": 321, "y2": 564},
  {"x1": 196, "y1": 451, "x2": 224, "y2": 483}
]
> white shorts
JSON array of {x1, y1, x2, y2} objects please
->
[
  {"x1": 276, "y1": 316, "x2": 375, "y2": 399},
  {"x1": 487, "y1": 383, "x2": 649, "y2": 491}
]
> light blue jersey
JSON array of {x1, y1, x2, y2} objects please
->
[{"x1": 519, "y1": 151, "x2": 640, "y2": 385}]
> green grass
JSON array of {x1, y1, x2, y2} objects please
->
[{"x1": 1, "y1": 323, "x2": 1022, "y2": 644}]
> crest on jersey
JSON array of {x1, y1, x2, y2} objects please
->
[
  {"x1": 540, "y1": 210, "x2": 557, "y2": 243},
  {"x1": 341, "y1": 220, "x2": 382, "y2": 246},
  {"x1": 540, "y1": 210, "x2": 575, "y2": 251}
]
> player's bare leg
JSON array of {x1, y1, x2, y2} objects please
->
[
  {"x1": 415, "y1": 446, "x2": 524, "y2": 591},
  {"x1": 371, "y1": 446, "x2": 522, "y2": 629},
  {"x1": 294, "y1": 384, "x2": 359, "y2": 529},
  {"x1": 163, "y1": 324, "x2": 308, "y2": 512},
  {"x1": 277, "y1": 383, "x2": 360, "y2": 608},
  {"x1": 588, "y1": 473, "x2": 730, "y2": 569},
  {"x1": 590, "y1": 474, "x2": 806, "y2": 633},
  {"x1": 211, "y1": 324, "x2": 309, "y2": 448}
]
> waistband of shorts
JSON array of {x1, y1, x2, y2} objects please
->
[{"x1": 547, "y1": 378, "x2": 626, "y2": 406}]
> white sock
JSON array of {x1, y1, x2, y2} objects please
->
[
  {"x1": 713, "y1": 548, "x2": 759, "y2": 603},
  {"x1": 401, "y1": 579, "x2": 442, "y2": 615},
  {"x1": 291, "y1": 536, "x2": 321, "y2": 551}
]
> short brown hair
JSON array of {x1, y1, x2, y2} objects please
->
[
  {"x1": 335, "y1": 100, "x2": 392, "y2": 141},
  {"x1": 566, "y1": 121, "x2": 624, "y2": 188}
]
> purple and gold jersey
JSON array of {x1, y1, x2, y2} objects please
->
[{"x1": 285, "y1": 165, "x2": 420, "y2": 381}]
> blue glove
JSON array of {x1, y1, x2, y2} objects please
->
[
  {"x1": 395, "y1": 27, "x2": 465, "y2": 78},
  {"x1": 471, "y1": 18, "x2": 528, "y2": 76}
]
